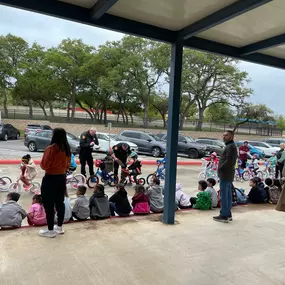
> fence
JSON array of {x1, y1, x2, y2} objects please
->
[{"x1": 0, "y1": 107, "x2": 283, "y2": 137}]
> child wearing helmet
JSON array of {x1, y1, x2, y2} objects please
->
[
  {"x1": 205, "y1": 152, "x2": 219, "y2": 170},
  {"x1": 127, "y1": 151, "x2": 142, "y2": 180},
  {"x1": 250, "y1": 154, "x2": 259, "y2": 175}
]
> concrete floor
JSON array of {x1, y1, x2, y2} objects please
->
[{"x1": 1, "y1": 165, "x2": 285, "y2": 285}]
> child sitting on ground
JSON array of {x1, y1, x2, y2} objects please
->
[
  {"x1": 0, "y1": 192, "x2": 26, "y2": 228},
  {"x1": 89, "y1": 184, "x2": 111, "y2": 219},
  {"x1": 146, "y1": 177, "x2": 164, "y2": 213},
  {"x1": 27, "y1": 194, "x2": 46, "y2": 226},
  {"x1": 206, "y1": 178, "x2": 218, "y2": 208},
  {"x1": 248, "y1": 177, "x2": 268, "y2": 204},
  {"x1": 190, "y1": 180, "x2": 212, "y2": 210},
  {"x1": 72, "y1": 185, "x2": 89, "y2": 220},
  {"x1": 264, "y1": 178, "x2": 281, "y2": 204},
  {"x1": 175, "y1": 183, "x2": 191, "y2": 209},
  {"x1": 109, "y1": 183, "x2": 132, "y2": 217},
  {"x1": 20, "y1": 154, "x2": 37, "y2": 191},
  {"x1": 132, "y1": 185, "x2": 150, "y2": 215}
]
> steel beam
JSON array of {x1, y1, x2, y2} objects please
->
[
  {"x1": 239, "y1": 33, "x2": 285, "y2": 55},
  {"x1": 162, "y1": 40, "x2": 183, "y2": 225},
  {"x1": 179, "y1": 0, "x2": 272, "y2": 40},
  {"x1": 90, "y1": 0, "x2": 118, "y2": 21}
]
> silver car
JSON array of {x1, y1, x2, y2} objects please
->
[{"x1": 24, "y1": 130, "x2": 80, "y2": 153}]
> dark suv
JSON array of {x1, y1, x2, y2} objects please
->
[
  {"x1": 159, "y1": 133, "x2": 208, "y2": 158},
  {"x1": 119, "y1": 130, "x2": 166, "y2": 157},
  {"x1": 195, "y1": 138, "x2": 225, "y2": 156},
  {"x1": 24, "y1": 124, "x2": 52, "y2": 138},
  {"x1": 0, "y1": 124, "x2": 20, "y2": 141}
]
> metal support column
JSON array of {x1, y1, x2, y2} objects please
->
[{"x1": 162, "y1": 40, "x2": 183, "y2": 225}]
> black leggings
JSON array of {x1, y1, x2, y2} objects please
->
[
  {"x1": 80, "y1": 152, "x2": 94, "y2": 177},
  {"x1": 41, "y1": 174, "x2": 66, "y2": 231}
]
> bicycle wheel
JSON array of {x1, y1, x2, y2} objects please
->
[
  {"x1": 8, "y1": 182, "x2": 21, "y2": 193},
  {"x1": 0, "y1": 176, "x2": 12, "y2": 191},
  {"x1": 86, "y1": 175, "x2": 98, "y2": 189},
  {"x1": 71, "y1": 174, "x2": 86, "y2": 189},
  {"x1": 136, "y1": 177, "x2": 146, "y2": 185},
  {"x1": 242, "y1": 171, "x2": 251, "y2": 181},
  {"x1": 30, "y1": 182, "x2": 41, "y2": 194},
  {"x1": 108, "y1": 174, "x2": 117, "y2": 187},
  {"x1": 147, "y1": 173, "x2": 156, "y2": 185},
  {"x1": 198, "y1": 172, "x2": 206, "y2": 180}
]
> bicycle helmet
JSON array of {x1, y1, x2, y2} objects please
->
[
  {"x1": 130, "y1": 151, "x2": 138, "y2": 159},
  {"x1": 253, "y1": 153, "x2": 259, "y2": 159},
  {"x1": 210, "y1": 152, "x2": 217, "y2": 157}
]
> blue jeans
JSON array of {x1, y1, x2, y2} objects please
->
[{"x1": 219, "y1": 180, "x2": 232, "y2": 218}]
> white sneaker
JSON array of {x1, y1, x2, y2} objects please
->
[
  {"x1": 54, "y1": 225, "x2": 65, "y2": 235},
  {"x1": 39, "y1": 229, "x2": 56, "y2": 238}
]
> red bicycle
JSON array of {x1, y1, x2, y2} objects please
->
[{"x1": 120, "y1": 168, "x2": 145, "y2": 186}]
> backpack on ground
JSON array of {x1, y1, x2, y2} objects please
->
[{"x1": 235, "y1": 188, "x2": 248, "y2": 204}]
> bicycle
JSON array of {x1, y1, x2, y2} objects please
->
[
  {"x1": 0, "y1": 176, "x2": 12, "y2": 192},
  {"x1": 120, "y1": 168, "x2": 145, "y2": 186},
  {"x1": 8, "y1": 177, "x2": 41, "y2": 194},
  {"x1": 87, "y1": 160, "x2": 117, "y2": 188},
  {"x1": 146, "y1": 161, "x2": 165, "y2": 185},
  {"x1": 198, "y1": 159, "x2": 219, "y2": 181},
  {"x1": 261, "y1": 161, "x2": 275, "y2": 180},
  {"x1": 242, "y1": 165, "x2": 263, "y2": 181},
  {"x1": 66, "y1": 172, "x2": 86, "y2": 190}
]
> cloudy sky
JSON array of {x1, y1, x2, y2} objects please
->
[{"x1": 0, "y1": 5, "x2": 284, "y2": 114}]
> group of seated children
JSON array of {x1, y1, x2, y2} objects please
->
[{"x1": 248, "y1": 177, "x2": 281, "y2": 204}]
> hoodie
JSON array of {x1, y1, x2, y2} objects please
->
[
  {"x1": 23, "y1": 160, "x2": 37, "y2": 181},
  {"x1": 132, "y1": 193, "x2": 150, "y2": 214},
  {"x1": 0, "y1": 201, "x2": 26, "y2": 227},
  {"x1": 72, "y1": 195, "x2": 90, "y2": 219},
  {"x1": 248, "y1": 183, "x2": 268, "y2": 204},
  {"x1": 89, "y1": 192, "x2": 111, "y2": 219},
  {"x1": 175, "y1": 183, "x2": 191, "y2": 207},
  {"x1": 146, "y1": 184, "x2": 164, "y2": 212},
  {"x1": 109, "y1": 189, "x2": 132, "y2": 214}
]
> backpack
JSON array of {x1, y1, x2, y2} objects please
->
[
  {"x1": 194, "y1": 191, "x2": 212, "y2": 210},
  {"x1": 235, "y1": 188, "x2": 248, "y2": 204},
  {"x1": 268, "y1": 185, "x2": 281, "y2": 204},
  {"x1": 217, "y1": 185, "x2": 238, "y2": 208}
]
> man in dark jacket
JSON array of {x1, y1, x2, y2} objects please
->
[
  {"x1": 79, "y1": 128, "x2": 99, "y2": 177},
  {"x1": 214, "y1": 130, "x2": 238, "y2": 223}
]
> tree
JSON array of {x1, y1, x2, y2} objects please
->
[
  {"x1": 276, "y1": 115, "x2": 285, "y2": 130},
  {"x1": 151, "y1": 92, "x2": 168, "y2": 128},
  {"x1": 204, "y1": 103, "x2": 235, "y2": 123},
  {"x1": 233, "y1": 103, "x2": 274, "y2": 131},
  {"x1": 45, "y1": 39, "x2": 94, "y2": 120},
  {"x1": 0, "y1": 34, "x2": 28, "y2": 117}
]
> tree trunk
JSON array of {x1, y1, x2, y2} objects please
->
[
  {"x1": 38, "y1": 102, "x2": 47, "y2": 119},
  {"x1": 99, "y1": 110, "x2": 103, "y2": 124},
  {"x1": 130, "y1": 113, "x2": 134, "y2": 125},
  {"x1": 162, "y1": 114, "x2": 166, "y2": 129},
  {"x1": 124, "y1": 110, "x2": 129, "y2": 125},
  {"x1": 121, "y1": 110, "x2": 125, "y2": 124},
  {"x1": 196, "y1": 108, "x2": 205, "y2": 131},
  {"x1": 48, "y1": 102, "x2": 54, "y2": 117},
  {"x1": 179, "y1": 115, "x2": 186, "y2": 130},
  {"x1": 71, "y1": 83, "x2": 76, "y2": 120},
  {"x1": 67, "y1": 100, "x2": 71, "y2": 120},
  {"x1": 103, "y1": 103, "x2": 107, "y2": 125},
  {"x1": 77, "y1": 100, "x2": 94, "y2": 121},
  {"x1": 3, "y1": 89, "x2": 8, "y2": 118},
  {"x1": 117, "y1": 113, "x2": 120, "y2": 123},
  {"x1": 28, "y1": 100, "x2": 33, "y2": 119}
]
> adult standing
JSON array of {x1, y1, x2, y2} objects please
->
[
  {"x1": 238, "y1": 141, "x2": 250, "y2": 169},
  {"x1": 276, "y1": 166, "x2": 285, "y2": 212},
  {"x1": 79, "y1": 128, "x2": 99, "y2": 177},
  {"x1": 39, "y1": 128, "x2": 71, "y2": 238},
  {"x1": 276, "y1": 143, "x2": 285, "y2": 178},
  {"x1": 109, "y1": 143, "x2": 131, "y2": 179},
  {"x1": 214, "y1": 130, "x2": 237, "y2": 223}
]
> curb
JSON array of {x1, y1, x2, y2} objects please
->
[{"x1": 0, "y1": 159, "x2": 202, "y2": 166}]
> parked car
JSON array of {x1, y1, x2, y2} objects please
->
[
  {"x1": 119, "y1": 130, "x2": 166, "y2": 157},
  {"x1": 262, "y1": 138, "x2": 285, "y2": 148},
  {"x1": 235, "y1": 141, "x2": 265, "y2": 158},
  {"x1": 24, "y1": 124, "x2": 52, "y2": 138},
  {"x1": 0, "y1": 123, "x2": 20, "y2": 141},
  {"x1": 96, "y1": 132, "x2": 138, "y2": 153},
  {"x1": 248, "y1": 141, "x2": 279, "y2": 157},
  {"x1": 24, "y1": 130, "x2": 80, "y2": 153},
  {"x1": 159, "y1": 133, "x2": 208, "y2": 158},
  {"x1": 195, "y1": 138, "x2": 225, "y2": 156}
]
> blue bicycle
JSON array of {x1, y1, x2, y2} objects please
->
[
  {"x1": 87, "y1": 160, "x2": 117, "y2": 188},
  {"x1": 146, "y1": 161, "x2": 165, "y2": 185}
]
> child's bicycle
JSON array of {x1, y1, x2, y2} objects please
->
[
  {"x1": 261, "y1": 161, "x2": 275, "y2": 179},
  {"x1": 120, "y1": 168, "x2": 145, "y2": 186},
  {"x1": 0, "y1": 176, "x2": 12, "y2": 192},
  {"x1": 87, "y1": 159, "x2": 117, "y2": 188},
  {"x1": 8, "y1": 177, "x2": 41, "y2": 194},
  {"x1": 146, "y1": 161, "x2": 165, "y2": 185},
  {"x1": 66, "y1": 172, "x2": 86, "y2": 190},
  {"x1": 198, "y1": 159, "x2": 219, "y2": 181},
  {"x1": 242, "y1": 165, "x2": 263, "y2": 181}
]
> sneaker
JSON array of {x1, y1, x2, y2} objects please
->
[
  {"x1": 39, "y1": 229, "x2": 56, "y2": 238},
  {"x1": 54, "y1": 225, "x2": 65, "y2": 235},
  {"x1": 213, "y1": 216, "x2": 229, "y2": 223},
  {"x1": 228, "y1": 217, "x2": 233, "y2": 221}
]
